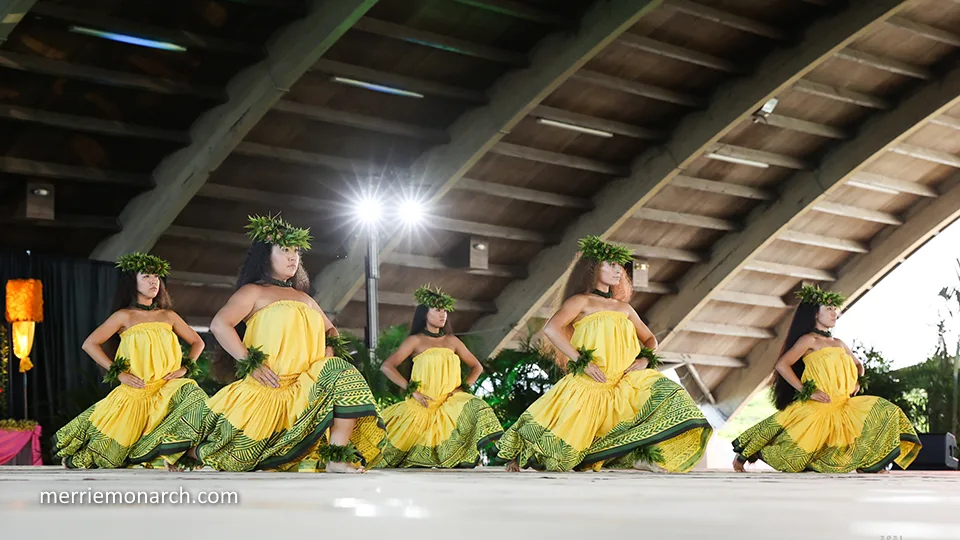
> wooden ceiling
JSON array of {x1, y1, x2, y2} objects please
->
[{"x1": 4, "y1": 0, "x2": 960, "y2": 416}]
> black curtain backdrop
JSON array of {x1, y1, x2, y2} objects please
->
[{"x1": 1, "y1": 250, "x2": 119, "y2": 462}]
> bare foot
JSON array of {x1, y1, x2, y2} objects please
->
[
  {"x1": 61, "y1": 457, "x2": 68, "y2": 469},
  {"x1": 733, "y1": 457, "x2": 746, "y2": 472},
  {"x1": 165, "y1": 461, "x2": 184, "y2": 472},
  {"x1": 505, "y1": 460, "x2": 520, "y2": 472},
  {"x1": 326, "y1": 461, "x2": 364, "y2": 474}
]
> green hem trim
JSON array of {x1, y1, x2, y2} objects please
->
[
  {"x1": 128, "y1": 441, "x2": 192, "y2": 465},
  {"x1": 581, "y1": 418, "x2": 712, "y2": 466},
  {"x1": 252, "y1": 410, "x2": 334, "y2": 471},
  {"x1": 860, "y1": 445, "x2": 901, "y2": 473}
]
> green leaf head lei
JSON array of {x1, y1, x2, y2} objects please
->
[
  {"x1": 245, "y1": 214, "x2": 313, "y2": 251},
  {"x1": 115, "y1": 253, "x2": 171, "y2": 278},
  {"x1": 413, "y1": 285, "x2": 456, "y2": 312},
  {"x1": 577, "y1": 235, "x2": 634, "y2": 266},
  {"x1": 795, "y1": 285, "x2": 845, "y2": 308}
]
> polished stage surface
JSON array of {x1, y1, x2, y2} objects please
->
[{"x1": 2, "y1": 466, "x2": 959, "y2": 539}]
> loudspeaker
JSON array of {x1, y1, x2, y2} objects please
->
[{"x1": 910, "y1": 433, "x2": 958, "y2": 470}]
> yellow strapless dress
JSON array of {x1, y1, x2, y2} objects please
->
[
  {"x1": 377, "y1": 347, "x2": 503, "y2": 468},
  {"x1": 733, "y1": 347, "x2": 921, "y2": 472},
  {"x1": 497, "y1": 311, "x2": 712, "y2": 472},
  {"x1": 195, "y1": 300, "x2": 385, "y2": 471},
  {"x1": 54, "y1": 322, "x2": 209, "y2": 468}
]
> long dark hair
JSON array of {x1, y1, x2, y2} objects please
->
[
  {"x1": 408, "y1": 304, "x2": 454, "y2": 336},
  {"x1": 211, "y1": 241, "x2": 311, "y2": 381},
  {"x1": 562, "y1": 256, "x2": 634, "y2": 304},
  {"x1": 772, "y1": 302, "x2": 819, "y2": 410},
  {"x1": 104, "y1": 271, "x2": 174, "y2": 358}
]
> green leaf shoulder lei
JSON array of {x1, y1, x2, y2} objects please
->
[
  {"x1": 637, "y1": 346, "x2": 662, "y2": 370},
  {"x1": 104, "y1": 356, "x2": 131, "y2": 385},
  {"x1": 795, "y1": 379, "x2": 818, "y2": 402},
  {"x1": 235, "y1": 346, "x2": 269, "y2": 380},
  {"x1": 567, "y1": 346, "x2": 596, "y2": 375}
]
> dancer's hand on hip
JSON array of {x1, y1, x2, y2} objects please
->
[
  {"x1": 584, "y1": 363, "x2": 607, "y2": 383},
  {"x1": 163, "y1": 367, "x2": 187, "y2": 380},
  {"x1": 624, "y1": 358, "x2": 648, "y2": 373},
  {"x1": 412, "y1": 391, "x2": 433, "y2": 408},
  {"x1": 118, "y1": 372, "x2": 146, "y2": 388},
  {"x1": 810, "y1": 390, "x2": 832, "y2": 404},
  {"x1": 252, "y1": 365, "x2": 280, "y2": 388}
]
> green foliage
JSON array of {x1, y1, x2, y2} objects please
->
[
  {"x1": 855, "y1": 343, "x2": 918, "y2": 420},
  {"x1": 245, "y1": 213, "x2": 312, "y2": 250},
  {"x1": 115, "y1": 252, "x2": 171, "y2": 278},
  {"x1": 103, "y1": 357, "x2": 130, "y2": 385},
  {"x1": 179, "y1": 341, "x2": 222, "y2": 394},
  {"x1": 638, "y1": 346, "x2": 662, "y2": 370},
  {"x1": 577, "y1": 235, "x2": 634, "y2": 266},
  {"x1": 795, "y1": 284, "x2": 845, "y2": 308},
  {"x1": 474, "y1": 337, "x2": 562, "y2": 431},
  {"x1": 568, "y1": 347, "x2": 595, "y2": 375},
  {"x1": 795, "y1": 379, "x2": 817, "y2": 402},
  {"x1": 413, "y1": 285, "x2": 456, "y2": 312},
  {"x1": 325, "y1": 334, "x2": 354, "y2": 362},
  {"x1": 318, "y1": 442, "x2": 361, "y2": 464},
  {"x1": 235, "y1": 346, "x2": 268, "y2": 380}
]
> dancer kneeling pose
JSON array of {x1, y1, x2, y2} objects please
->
[
  {"x1": 195, "y1": 215, "x2": 385, "y2": 473},
  {"x1": 55, "y1": 253, "x2": 208, "y2": 469},
  {"x1": 377, "y1": 286, "x2": 503, "y2": 468},
  {"x1": 498, "y1": 236, "x2": 712, "y2": 472},
  {"x1": 732, "y1": 285, "x2": 920, "y2": 473}
]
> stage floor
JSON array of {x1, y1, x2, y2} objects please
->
[{"x1": 2, "y1": 466, "x2": 959, "y2": 539}]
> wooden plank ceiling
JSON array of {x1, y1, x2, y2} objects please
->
[{"x1": 4, "y1": 0, "x2": 960, "y2": 414}]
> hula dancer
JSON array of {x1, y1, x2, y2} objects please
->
[
  {"x1": 732, "y1": 285, "x2": 921, "y2": 473},
  {"x1": 377, "y1": 286, "x2": 503, "y2": 468},
  {"x1": 195, "y1": 215, "x2": 385, "y2": 473},
  {"x1": 498, "y1": 236, "x2": 712, "y2": 472},
  {"x1": 54, "y1": 253, "x2": 208, "y2": 469}
]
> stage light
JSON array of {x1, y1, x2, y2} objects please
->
[
  {"x1": 69, "y1": 26, "x2": 187, "y2": 52},
  {"x1": 331, "y1": 77, "x2": 424, "y2": 98},
  {"x1": 705, "y1": 152, "x2": 769, "y2": 169},
  {"x1": 354, "y1": 195, "x2": 383, "y2": 226},
  {"x1": 537, "y1": 118, "x2": 613, "y2": 138},
  {"x1": 398, "y1": 197, "x2": 428, "y2": 226}
]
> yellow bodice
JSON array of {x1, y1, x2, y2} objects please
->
[
  {"x1": 410, "y1": 347, "x2": 461, "y2": 400},
  {"x1": 801, "y1": 347, "x2": 858, "y2": 401},
  {"x1": 571, "y1": 311, "x2": 640, "y2": 377},
  {"x1": 117, "y1": 322, "x2": 182, "y2": 382},
  {"x1": 244, "y1": 300, "x2": 326, "y2": 376}
]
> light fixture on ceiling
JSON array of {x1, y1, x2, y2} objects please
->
[
  {"x1": 847, "y1": 180, "x2": 899, "y2": 195},
  {"x1": 705, "y1": 152, "x2": 770, "y2": 169},
  {"x1": 472, "y1": 242, "x2": 487, "y2": 251},
  {"x1": 331, "y1": 76, "x2": 424, "y2": 98},
  {"x1": 31, "y1": 188, "x2": 50, "y2": 197},
  {"x1": 69, "y1": 25, "x2": 187, "y2": 52},
  {"x1": 537, "y1": 118, "x2": 613, "y2": 138}
]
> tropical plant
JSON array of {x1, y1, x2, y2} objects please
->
[{"x1": 474, "y1": 336, "x2": 562, "y2": 430}]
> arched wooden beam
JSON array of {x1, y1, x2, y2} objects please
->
[
  {"x1": 468, "y1": 0, "x2": 910, "y2": 359},
  {"x1": 698, "y1": 64, "x2": 960, "y2": 419},
  {"x1": 312, "y1": 0, "x2": 667, "y2": 314},
  {"x1": 88, "y1": 0, "x2": 378, "y2": 262}
]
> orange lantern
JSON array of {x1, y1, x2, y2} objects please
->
[{"x1": 5, "y1": 279, "x2": 43, "y2": 373}]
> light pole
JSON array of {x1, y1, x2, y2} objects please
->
[{"x1": 353, "y1": 193, "x2": 426, "y2": 364}]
